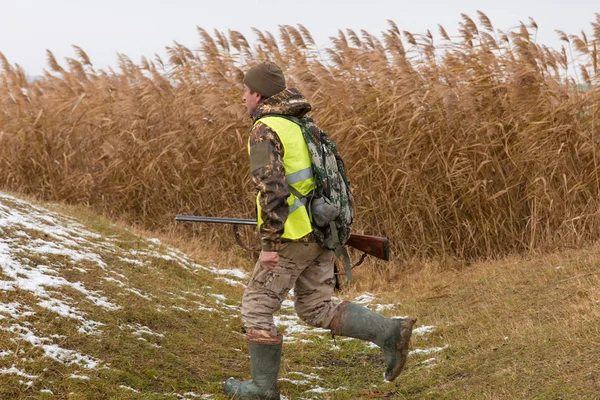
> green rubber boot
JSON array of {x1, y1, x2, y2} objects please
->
[
  {"x1": 329, "y1": 301, "x2": 416, "y2": 381},
  {"x1": 224, "y1": 331, "x2": 282, "y2": 400}
]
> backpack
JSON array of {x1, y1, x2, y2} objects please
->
[{"x1": 280, "y1": 115, "x2": 355, "y2": 278}]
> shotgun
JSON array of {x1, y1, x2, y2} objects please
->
[{"x1": 174, "y1": 215, "x2": 390, "y2": 273}]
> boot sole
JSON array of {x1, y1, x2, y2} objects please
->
[{"x1": 385, "y1": 318, "x2": 416, "y2": 382}]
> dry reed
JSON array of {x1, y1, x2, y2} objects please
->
[{"x1": 1, "y1": 13, "x2": 600, "y2": 263}]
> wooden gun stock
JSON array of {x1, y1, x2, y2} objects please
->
[{"x1": 345, "y1": 233, "x2": 390, "y2": 261}]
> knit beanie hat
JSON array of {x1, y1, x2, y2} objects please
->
[{"x1": 243, "y1": 62, "x2": 286, "y2": 98}]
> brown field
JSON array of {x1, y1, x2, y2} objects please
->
[
  {"x1": 0, "y1": 192, "x2": 598, "y2": 399},
  {"x1": 1, "y1": 13, "x2": 600, "y2": 265}
]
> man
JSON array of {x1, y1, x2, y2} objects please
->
[{"x1": 224, "y1": 61, "x2": 416, "y2": 399}]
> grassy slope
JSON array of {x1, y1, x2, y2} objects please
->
[{"x1": 1, "y1": 193, "x2": 599, "y2": 399}]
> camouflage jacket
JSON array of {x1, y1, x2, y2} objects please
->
[{"x1": 249, "y1": 87, "x2": 313, "y2": 252}]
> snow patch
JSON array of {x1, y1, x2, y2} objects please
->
[
  {"x1": 69, "y1": 374, "x2": 90, "y2": 380},
  {"x1": 0, "y1": 302, "x2": 35, "y2": 319},
  {"x1": 119, "y1": 385, "x2": 139, "y2": 392},
  {"x1": 410, "y1": 344, "x2": 449, "y2": 356},
  {"x1": 215, "y1": 277, "x2": 245, "y2": 287},
  {"x1": 3, "y1": 324, "x2": 101, "y2": 368},
  {"x1": 130, "y1": 323, "x2": 165, "y2": 338},
  {"x1": 353, "y1": 293, "x2": 376, "y2": 304},
  {"x1": 0, "y1": 366, "x2": 38, "y2": 379},
  {"x1": 413, "y1": 325, "x2": 436, "y2": 336}
]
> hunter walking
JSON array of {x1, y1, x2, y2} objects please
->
[{"x1": 224, "y1": 61, "x2": 416, "y2": 399}]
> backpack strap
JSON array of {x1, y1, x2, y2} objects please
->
[
  {"x1": 329, "y1": 221, "x2": 352, "y2": 280},
  {"x1": 276, "y1": 115, "x2": 331, "y2": 196}
]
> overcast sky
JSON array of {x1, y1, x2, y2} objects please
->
[{"x1": 1, "y1": 0, "x2": 598, "y2": 76}]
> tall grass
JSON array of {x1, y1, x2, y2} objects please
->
[{"x1": 1, "y1": 13, "x2": 600, "y2": 262}]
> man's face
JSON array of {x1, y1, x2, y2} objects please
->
[{"x1": 242, "y1": 85, "x2": 262, "y2": 116}]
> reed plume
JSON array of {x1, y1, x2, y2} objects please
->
[{"x1": 1, "y1": 13, "x2": 599, "y2": 264}]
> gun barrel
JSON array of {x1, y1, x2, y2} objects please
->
[
  {"x1": 175, "y1": 215, "x2": 390, "y2": 261},
  {"x1": 175, "y1": 215, "x2": 258, "y2": 226}
]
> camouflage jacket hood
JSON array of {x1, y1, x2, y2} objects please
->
[{"x1": 251, "y1": 87, "x2": 312, "y2": 123}]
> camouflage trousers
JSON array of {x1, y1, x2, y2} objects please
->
[{"x1": 241, "y1": 242, "x2": 340, "y2": 333}]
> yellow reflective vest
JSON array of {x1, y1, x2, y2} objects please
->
[{"x1": 250, "y1": 116, "x2": 314, "y2": 240}]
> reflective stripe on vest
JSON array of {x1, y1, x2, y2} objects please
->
[
  {"x1": 286, "y1": 167, "x2": 312, "y2": 184},
  {"x1": 250, "y1": 116, "x2": 315, "y2": 240}
]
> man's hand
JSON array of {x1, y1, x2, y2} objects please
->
[{"x1": 259, "y1": 251, "x2": 279, "y2": 271}]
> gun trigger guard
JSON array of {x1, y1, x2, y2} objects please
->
[
  {"x1": 353, "y1": 252, "x2": 368, "y2": 269},
  {"x1": 334, "y1": 252, "x2": 367, "y2": 275},
  {"x1": 233, "y1": 224, "x2": 260, "y2": 255}
]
